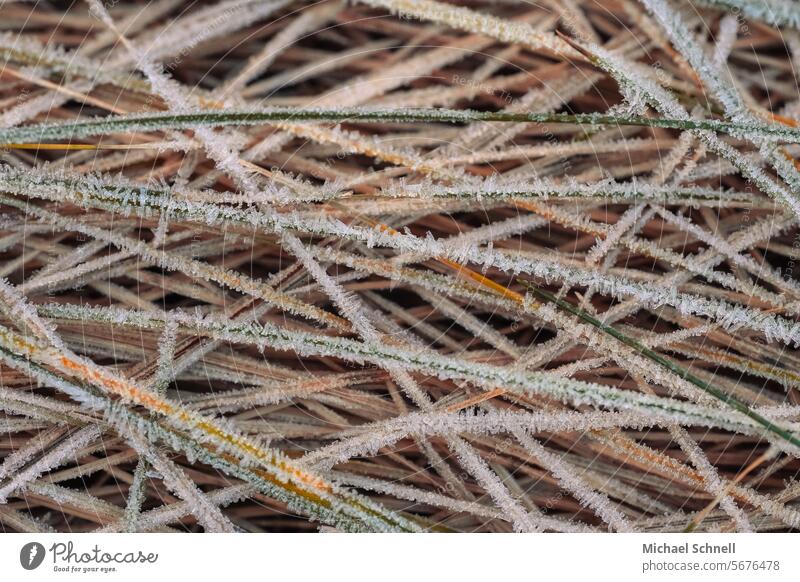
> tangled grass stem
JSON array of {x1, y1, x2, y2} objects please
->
[
  {"x1": 1, "y1": 108, "x2": 799, "y2": 145},
  {"x1": 519, "y1": 281, "x2": 800, "y2": 451}
]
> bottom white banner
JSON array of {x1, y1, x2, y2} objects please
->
[{"x1": 1, "y1": 533, "x2": 797, "y2": 581}]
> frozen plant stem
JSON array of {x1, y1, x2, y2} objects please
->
[
  {"x1": 1, "y1": 0, "x2": 798, "y2": 533},
  {"x1": 1, "y1": 108, "x2": 799, "y2": 145},
  {"x1": 518, "y1": 281, "x2": 800, "y2": 451}
]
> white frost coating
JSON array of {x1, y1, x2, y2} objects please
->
[
  {"x1": 417, "y1": 289, "x2": 521, "y2": 357},
  {"x1": 585, "y1": 38, "x2": 800, "y2": 219},
  {"x1": 0, "y1": 426, "x2": 67, "y2": 482},
  {"x1": 712, "y1": 15, "x2": 739, "y2": 68},
  {"x1": 694, "y1": 0, "x2": 800, "y2": 29},
  {"x1": 2, "y1": 0, "x2": 798, "y2": 533},
  {"x1": 116, "y1": 0, "x2": 292, "y2": 66},
  {"x1": 639, "y1": 0, "x2": 800, "y2": 213},
  {"x1": 586, "y1": 203, "x2": 647, "y2": 265},
  {"x1": 0, "y1": 278, "x2": 65, "y2": 350},
  {"x1": 356, "y1": 0, "x2": 579, "y2": 57},
  {"x1": 28, "y1": 302, "x2": 798, "y2": 440},
  {"x1": 282, "y1": 235, "x2": 537, "y2": 531},
  {"x1": 122, "y1": 427, "x2": 238, "y2": 533},
  {"x1": 303, "y1": 408, "x2": 697, "y2": 470},
  {"x1": 0, "y1": 426, "x2": 102, "y2": 503},
  {"x1": 513, "y1": 431, "x2": 636, "y2": 532},
  {"x1": 668, "y1": 426, "x2": 753, "y2": 532},
  {"x1": 105, "y1": 485, "x2": 254, "y2": 533},
  {"x1": 6, "y1": 168, "x2": 800, "y2": 345},
  {"x1": 448, "y1": 437, "x2": 541, "y2": 532}
]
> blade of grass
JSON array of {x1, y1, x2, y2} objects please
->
[
  {"x1": 1, "y1": 107, "x2": 798, "y2": 145},
  {"x1": 518, "y1": 280, "x2": 800, "y2": 451}
]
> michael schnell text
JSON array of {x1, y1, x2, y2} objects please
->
[{"x1": 643, "y1": 543, "x2": 736, "y2": 555}]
